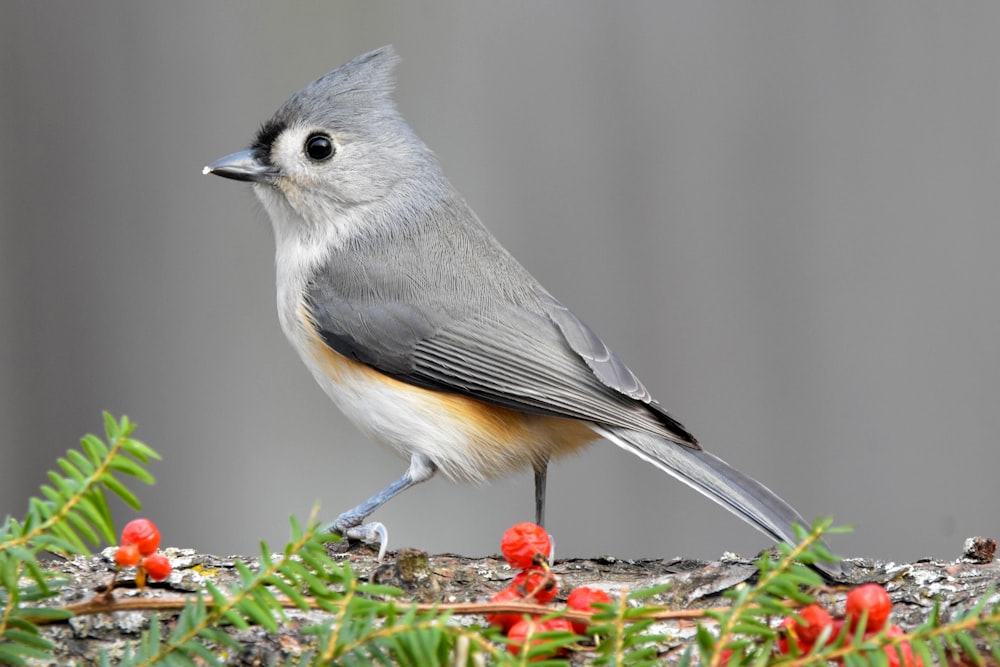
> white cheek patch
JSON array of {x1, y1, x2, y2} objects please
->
[
  {"x1": 262, "y1": 127, "x2": 370, "y2": 249},
  {"x1": 270, "y1": 125, "x2": 344, "y2": 189}
]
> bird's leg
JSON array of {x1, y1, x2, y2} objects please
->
[
  {"x1": 323, "y1": 453, "x2": 437, "y2": 560},
  {"x1": 533, "y1": 457, "x2": 548, "y2": 528}
]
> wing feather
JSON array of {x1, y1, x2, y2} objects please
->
[{"x1": 303, "y1": 209, "x2": 695, "y2": 445}]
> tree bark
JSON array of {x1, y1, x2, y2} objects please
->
[{"x1": 27, "y1": 540, "x2": 1000, "y2": 665}]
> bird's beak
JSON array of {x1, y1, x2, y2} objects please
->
[{"x1": 202, "y1": 150, "x2": 278, "y2": 183}]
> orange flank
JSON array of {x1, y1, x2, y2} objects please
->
[{"x1": 299, "y1": 307, "x2": 598, "y2": 481}]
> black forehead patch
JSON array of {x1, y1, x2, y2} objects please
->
[{"x1": 251, "y1": 119, "x2": 286, "y2": 163}]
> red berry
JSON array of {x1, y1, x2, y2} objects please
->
[
  {"x1": 511, "y1": 568, "x2": 558, "y2": 604},
  {"x1": 544, "y1": 618, "x2": 574, "y2": 632},
  {"x1": 777, "y1": 616, "x2": 810, "y2": 655},
  {"x1": 794, "y1": 604, "x2": 834, "y2": 646},
  {"x1": 828, "y1": 618, "x2": 847, "y2": 643},
  {"x1": 881, "y1": 625, "x2": 923, "y2": 667},
  {"x1": 506, "y1": 618, "x2": 573, "y2": 658},
  {"x1": 121, "y1": 518, "x2": 161, "y2": 557},
  {"x1": 142, "y1": 553, "x2": 172, "y2": 581},
  {"x1": 566, "y1": 586, "x2": 612, "y2": 633},
  {"x1": 114, "y1": 542, "x2": 140, "y2": 567},
  {"x1": 507, "y1": 619, "x2": 539, "y2": 657},
  {"x1": 500, "y1": 522, "x2": 552, "y2": 569},
  {"x1": 779, "y1": 606, "x2": 839, "y2": 655},
  {"x1": 846, "y1": 583, "x2": 892, "y2": 632},
  {"x1": 485, "y1": 587, "x2": 525, "y2": 632}
]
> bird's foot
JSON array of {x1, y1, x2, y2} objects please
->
[{"x1": 323, "y1": 515, "x2": 389, "y2": 561}]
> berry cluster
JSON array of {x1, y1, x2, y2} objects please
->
[
  {"x1": 486, "y1": 522, "x2": 613, "y2": 658},
  {"x1": 776, "y1": 583, "x2": 922, "y2": 667},
  {"x1": 113, "y1": 518, "x2": 172, "y2": 587}
]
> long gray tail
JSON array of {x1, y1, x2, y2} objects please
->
[{"x1": 591, "y1": 424, "x2": 842, "y2": 579}]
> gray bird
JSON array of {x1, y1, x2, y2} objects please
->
[{"x1": 205, "y1": 46, "x2": 840, "y2": 578}]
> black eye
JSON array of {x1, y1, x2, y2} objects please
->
[{"x1": 305, "y1": 134, "x2": 334, "y2": 161}]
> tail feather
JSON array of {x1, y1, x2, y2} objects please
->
[{"x1": 592, "y1": 425, "x2": 842, "y2": 579}]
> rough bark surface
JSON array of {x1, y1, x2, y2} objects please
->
[{"x1": 26, "y1": 540, "x2": 1000, "y2": 665}]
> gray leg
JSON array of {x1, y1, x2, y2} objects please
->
[
  {"x1": 533, "y1": 458, "x2": 548, "y2": 527},
  {"x1": 323, "y1": 453, "x2": 437, "y2": 560}
]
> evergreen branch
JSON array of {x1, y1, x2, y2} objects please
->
[
  {"x1": 26, "y1": 583, "x2": 724, "y2": 629},
  {"x1": 131, "y1": 508, "x2": 329, "y2": 666},
  {"x1": 0, "y1": 414, "x2": 159, "y2": 666},
  {"x1": 706, "y1": 520, "x2": 831, "y2": 667},
  {"x1": 1, "y1": 413, "x2": 158, "y2": 557},
  {"x1": 316, "y1": 553, "x2": 355, "y2": 663}
]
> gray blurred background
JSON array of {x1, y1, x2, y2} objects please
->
[{"x1": 2, "y1": 3, "x2": 998, "y2": 565}]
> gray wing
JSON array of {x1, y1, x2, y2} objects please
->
[
  {"x1": 303, "y1": 211, "x2": 696, "y2": 445},
  {"x1": 305, "y1": 301, "x2": 695, "y2": 445},
  {"x1": 539, "y1": 293, "x2": 652, "y2": 403}
]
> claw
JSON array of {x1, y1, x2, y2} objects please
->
[
  {"x1": 344, "y1": 521, "x2": 389, "y2": 561},
  {"x1": 322, "y1": 517, "x2": 390, "y2": 561}
]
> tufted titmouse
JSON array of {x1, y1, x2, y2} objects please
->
[{"x1": 205, "y1": 46, "x2": 840, "y2": 578}]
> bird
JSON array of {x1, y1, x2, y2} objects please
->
[{"x1": 204, "y1": 45, "x2": 840, "y2": 578}]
